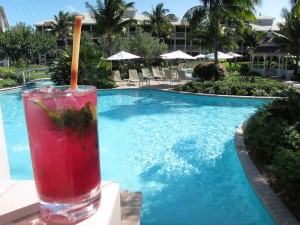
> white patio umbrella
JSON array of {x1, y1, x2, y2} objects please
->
[
  {"x1": 160, "y1": 50, "x2": 196, "y2": 60},
  {"x1": 195, "y1": 53, "x2": 206, "y2": 59},
  {"x1": 226, "y1": 52, "x2": 243, "y2": 58},
  {"x1": 226, "y1": 52, "x2": 243, "y2": 65},
  {"x1": 205, "y1": 51, "x2": 233, "y2": 60},
  {"x1": 107, "y1": 51, "x2": 140, "y2": 60}
]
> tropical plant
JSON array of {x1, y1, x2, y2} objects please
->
[
  {"x1": 142, "y1": 3, "x2": 174, "y2": 42},
  {"x1": 0, "y1": 79, "x2": 17, "y2": 89},
  {"x1": 244, "y1": 90, "x2": 300, "y2": 209},
  {"x1": 50, "y1": 33, "x2": 112, "y2": 88},
  {"x1": 85, "y1": 0, "x2": 135, "y2": 56},
  {"x1": 274, "y1": 4, "x2": 300, "y2": 74},
  {"x1": 183, "y1": 0, "x2": 261, "y2": 63},
  {"x1": 175, "y1": 75, "x2": 289, "y2": 96},
  {"x1": 193, "y1": 62, "x2": 227, "y2": 81},
  {"x1": 0, "y1": 23, "x2": 57, "y2": 68},
  {"x1": 187, "y1": 15, "x2": 244, "y2": 52},
  {"x1": 46, "y1": 11, "x2": 73, "y2": 47},
  {"x1": 242, "y1": 24, "x2": 262, "y2": 49},
  {"x1": 121, "y1": 28, "x2": 168, "y2": 66}
]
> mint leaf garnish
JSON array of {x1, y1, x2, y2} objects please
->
[{"x1": 34, "y1": 100, "x2": 96, "y2": 133}]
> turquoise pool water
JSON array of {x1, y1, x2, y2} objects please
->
[{"x1": 0, "y1": 89, "x2": 275, "y2": 225}]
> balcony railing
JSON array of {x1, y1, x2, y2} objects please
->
[{"x1": 170, "y1": 32, "x2": 185, "y2": 39}]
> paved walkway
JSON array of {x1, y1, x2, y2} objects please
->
[
  {"x1": 113, "y1": 78, "x2": 187, "y2": 90},
  {"x1": 114, "y1": 77, "x2": 300, "y2": 90},
  {"x1": 121, "y1": 191, "x2": 142, "y2": 225}
]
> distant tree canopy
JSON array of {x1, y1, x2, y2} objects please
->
[
  {"x1": 0, "y1": 23, "x2": 57, "y2": 67},
  {"x1": 142, "y1": 3, "x2": 174, "y2": 42},
  {"x1": 49, "y1": 33, "x2": 112, "y2": 88},
  {"x1": 46, "y1": 10, "x2": 74, "y2": 47},
  {"x1": 85, "y1": 0, "x2": 135, "y2": 56},
  {"x1": 121, "y1": 28, "x2": 168, "y2": 65},
  {"x1": 184, "y1": 0, "x2": 261, "y2": 63}
]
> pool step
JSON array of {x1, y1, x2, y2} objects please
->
[{"x1": 121, "y1": 190, "x2": 143, "y2": 225}]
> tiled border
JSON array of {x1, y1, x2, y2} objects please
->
[{"x1": 235, "y1": 123, "x2": 300, "y2": 225}]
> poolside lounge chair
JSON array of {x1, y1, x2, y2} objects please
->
[
  {"x1": 177, "y1": 70, "x2": 199, "y2": 82},
  {"x1": 162, "y1": 68, "x2": 178, "y2": 84},
  {"x1": 141, "y1": 68, "x2": 152, "y2": 86},
  {"x1": 128, "y1": 69, "x2": 141, "y2": 86},
  {"x1": 151, "y1": 67, "x2": 164, "y2": 83},
  {"x1": 112, "y1": 70, "x2": 128, "y2": 86}
]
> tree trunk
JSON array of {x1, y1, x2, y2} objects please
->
[
  {"x1": 108, "y1": 33, "x2": 112, "y2": 57},
  {"x1": 63, "y1": 35, "x2": 68, "y2": 47},
  {"x1": 214, "y1": 19, "x2": 218, "y2": 64},
  {"x1": 296, "y1": 54, "x2": 299, "y2": 75}
]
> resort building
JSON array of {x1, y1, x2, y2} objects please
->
[
  {"x1": 34, "y1": 8, "x2": 279, "y2": 56},
  {"x1": 0, "y1": 6, "x2": 9, "y2": 32},
  {"x1": 250, "y1": 14, "x2": 279, "y2": 31}
]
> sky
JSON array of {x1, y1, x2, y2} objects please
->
[{"x1": 0, "y1": 0, "x2": 291, "y2": 28}]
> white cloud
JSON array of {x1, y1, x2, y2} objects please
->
[{"x1": 66, "y1": 5, "x2": 77, "y2": 12}]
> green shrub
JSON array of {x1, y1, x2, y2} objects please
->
[
  {"x1": 193, "y1": 62, "x2": 227, "y2": 81},
  {"x1": 175, "y1": 75, "x2": 289, "y2": 97},
  {"x1": 239, "y1": 64, "x2": 249, "y2": 75},
  {"x1": 249, "y1": 70, "x2": 262, "y2": 77},
  {"x1": 274, "y1": 149, "x2": 300, "y2": 208},
  {"x1": 0, "y1": 79, "x2": 18, "y2": 88},
  {"x1": 0, "y1": 67, "x2": 16, "y2": 79},
  {"x1": 244, "y1": 91, "x2": 300, "y2": 209},
  {"x1": 50, "y1": 37, "x2": 111, "y2": 89},
  {"x1": 94, "y1": 77, "x2": 116, "y2": 89}
]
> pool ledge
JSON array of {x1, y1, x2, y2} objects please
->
[
  {"x1": 235, "y1": 123, "x2": 300, "y2": 225},
  {"x1": 0, "y1": 180, "x2": 122, "y2": 225}
]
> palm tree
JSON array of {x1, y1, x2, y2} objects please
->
[
  {"x1": 47, "y1": 11, "x2": 73, "y2": 47},
  {"x1": 275, "y1": 7, "x2": 300, "y2": 74},
  {"x1": 184, "y1": 0, "x2": 261, "y2": 63},
  {"x1": 143, "y1": 3, "x2": 174, "y2": 42},
  {"x1": 85, "y1": 0, "x2": 135, "y2": 56},
  {"x1": 187, "y1": 14, "x2": 244, "y2": 53},
  {"x1": 290, "y1": 0, "x2": 300, "y2": 18}
]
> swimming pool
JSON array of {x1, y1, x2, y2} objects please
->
[{"x1": 0, "y1": 89, "x2": 275, "y2": 225}]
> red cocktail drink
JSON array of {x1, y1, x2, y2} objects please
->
[{"x1": 22, "y1": 85, "x2": 101, "y2": 223}]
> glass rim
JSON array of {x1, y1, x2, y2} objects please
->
[{"x1": 22, "y1": 85, "x2": 97, "y2": 97}]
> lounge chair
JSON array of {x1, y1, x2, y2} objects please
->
[
  {"x1": 162, "y1": 68, "x2": 178, "y2": 84},
  {"x1": 177, "y1": 70, "x2": 199, "y2": 82},
  {"x1": 176, "y1": 70, "x2": 187, "y2": 83},
  {"x1": 141, "y1": 68, "x2": 152, "y2": 86},
  {"x1": 151, "y1": 67, "x2": 164, "y2": 83},
  {"x1": 112, "y1": 70, "x2": 128, "y2": 86},
  {"x1": 128, "y1": 69, "x2": 141, "y2": 86}
]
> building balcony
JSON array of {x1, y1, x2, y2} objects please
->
[{"x1": 170, "y1": 32, "x2": 185, "y2": 39}]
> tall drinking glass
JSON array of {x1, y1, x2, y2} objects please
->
[{"x1": 22, "y1": 85, "x2": 101, "y2": 224}]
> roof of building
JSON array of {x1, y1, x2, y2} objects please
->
[
  {"x1": 252, "y1": 45, "x2": 288, "y2": 54},
  {"x1": 34, "y1": 12, "x2": 95, "y2": 26},
  {"x1": 255, "y1": 15, "x2": 276, "y2": 20},
  {"x1": 249, "y1": 21, "x2": 280, "y2": 31},
  {"x1": 33, "y1": 9, "x2": 279, "y2": 32}
]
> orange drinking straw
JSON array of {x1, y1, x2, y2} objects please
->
[{"x1": 70, "y1": 16, "x2": 82, "y2": 90}]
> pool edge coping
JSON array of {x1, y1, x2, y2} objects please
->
[{"x1": 235, "y1": 122, "x2": 300, "y2": 225}]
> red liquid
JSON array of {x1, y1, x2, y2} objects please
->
[{"x1": 23, "y1": 87, "x2": 101, "y2": 203}]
